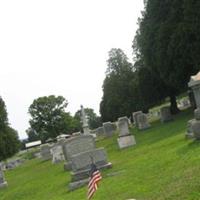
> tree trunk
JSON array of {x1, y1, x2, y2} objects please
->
[{"x1": 170, "y1": 95, "x2": 180, "y2": 114}]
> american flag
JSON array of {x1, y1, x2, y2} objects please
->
[{"x1": 87, "y1": 163, "x2": 102, "y2": 200}]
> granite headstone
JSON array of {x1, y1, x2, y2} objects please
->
[{"x1": 117, "y1": 116, "x2": 136, "y2": 149}]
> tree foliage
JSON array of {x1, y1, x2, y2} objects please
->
[
  {"x1": 100, "y1": 48, "x2": 138, "y2": 121},
  {"x1": 0, "y1": 96, "x2": 20, "y2": 161},
  {"x1": 28, "y1": 95, "x2": 78, "y2": 142},
  {"x1": 133, "y1": 0, "x2": 200, "y2": 113}
]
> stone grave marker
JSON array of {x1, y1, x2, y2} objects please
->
[
  {"x1": 63, "y1": 135, "x2": 95, "y2": 170},
  {"x1": 64, "y1": 135, "x2": 112, "y2": 190},
  {"x1": 96, "y1": 127, "x2": 105, "y2": 137},
  {"x1": 103, "y1": 122, "x2": 116, "y2": 137},
  {"x1": 188, "y1": 72, "x2": 200, "y2": 108},
  {"x1": 191, "y1": 108, "x2": 200, "y2": 140},
  {"x1": 117, "y1": 116, "x2": 136, "y2": 149},
  {"x1": 40, "y1": 144, "x2": 52, "y2": 161},
  {"x1": 0, "y1": 168, "x2": 7, "y2": 188},
  {"x1": 132, "y1": 111, "x2": 142, "y2": 127},
  {"x1": 51, "y1": 144, "x2": 65, "y2": 164},
  {"x1": 160, "y1": 106, "x2": 173, "y2": 123},
  {"x1": 137, "y1": 113, "x2": 151, "y2": 130},
  {"x1": 187, "y1": 72, "x2": 200, "y2": 139},
  {"x1": 186, "y1": 119, "x2": 195, "y2": 138},
  {"x1": 6, "y1": 159, "x2": 24, "y2": 170}
]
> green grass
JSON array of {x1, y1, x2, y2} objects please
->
[{"x1": 1, "y1": 108, "x2": 200, "y2": 200}]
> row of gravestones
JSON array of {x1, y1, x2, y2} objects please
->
[
  {"x1": 37, "y1": 105, "x2": 175, "y2": 191},
  {"x1": 92, "y1": 107, "x2": 173, "y2": 139},
  {"x1": 10, "y1": 73, "x2": 198, "y2": 192},
  {"x1": 0, "y1": 91, "x2": 193, "y2": 191},
  {"x1": 90, "y1": 107, "x2": 174, "y2": 150},
  {"x1": 0, "y1": 107, "x2": 174, "y2": 190},
  {"x1": 90, "y1": 122, "x2": 117, "y2": 138},
  {"x1": 116, "y1": 111, "x2": 169, "y2": 150},
  {"x1": 0, "y1": 158, "x2": 25, "y2": 188},
  {"x1": 0, "y1": 159, "x2": 25, "y2": 171}
]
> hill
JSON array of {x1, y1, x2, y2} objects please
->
[{"x1": 1, "y1": 108, "x2": 200, "y2": 200}]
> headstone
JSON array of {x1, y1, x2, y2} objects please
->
[
  {"x1": 188, "y1": 72, "x2": 200, "y2": 108},
  {"x1": 186, "y1": 119, "x2": 195, "y2": 138},
  {"x1": 5, "y1": 162, "x2": 15, "y2": 170},
  {"x1": 0, "y1": 169, "x2": 7, "y2": 188},
  {"x1": 80, "y1": 105, "x2": 90, "y2": 135},
  {"x1": 70, "y1": 148, "x2": 108, "y2": 172},
  {"x1": 137, "y1": 113, "x2": 151, "y2": 130},
  {"x1": 191, "y1": 108, "x2": 200, "y2": 140},
  {"x1": 160, "y1": 106, "x2": 173, "y2": 123},
  {"x1": 117, "y1": 117, "x2": 130, "y2": 137},
  {"x1": 0, "y1": 163, "x2": 6, "y2": 171},
  {"x1": 117, "y1": 136, "x2": 136, "y2": 149},
  {"x1": 117, "y1": 117, "x2": 136, "y2": 149},
  {"x1": 187, "y1": 72, "x2": 200, "y2": 139},
  {"x1": 40, "y1": 144, "x2": 52, "y2": 161},
  {"x1": 66, "y1": 135, "x2": 112, "y2": 190},
  {"x1": 132, "y1": 111, "x2": 143, "y2": 127},
  {"x1": 63, "y1": 135, "x2": 95, "y2": 161},
  {"x1": 117, "y1": 117, "x2": 130, "y2": 128},
  {"x1": 103, "y1": 122, "x2": 116, "y2": 137},
  {"x1": 63, "y1": 135, "x2": 95, "y2": 170},
  {"x1": 6, "y1": 159, "x2": 24, "y2": 170},
  {"x1": 51, "y1": 144, "x2": 65, "y2": 164},
  {"x1": 96, "y1": 127, "x2": 105, "y2": 137},
  {"x1": 111, "y1": 122, "x2": 117, "y2": 131}
]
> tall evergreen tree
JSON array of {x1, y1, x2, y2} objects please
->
[
  {"x1": 133, "y1": 0, "x2": 200, "y2": 113},
  {"x1": 100, "y1": 48, "x2": 137, "y2": 121}
]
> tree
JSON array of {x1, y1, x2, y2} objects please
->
[
  {"x1": 0, "y1": 96, "x2": 8, "y2": 130},
  {"x1": 136, "y1": 65, "x2": 167, "y2": 111},
  {"x1": 28, "y1": 95, "x2": 77, "y2": 142},
  {"x1": 133, "y1": 0, "x2": 200, "y2": 114},
  {"x1": 100, "y1": 48, "x2": 138, "y2": 121},
  {"x1": 0, "y1": 96, "x2": 20, "y2": 161}
]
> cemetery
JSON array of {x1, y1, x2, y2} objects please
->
[
  {"x1": 1, "y1": 1, "x2": 200, "y2": 200},
  {"x1": 1, "y1": 105, "x2": 200, "y2": 199}
]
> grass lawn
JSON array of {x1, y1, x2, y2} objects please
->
[{"x1": 1, "y1": 108, "x2": 200, "y2": 200}]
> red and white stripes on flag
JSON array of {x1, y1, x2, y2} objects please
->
[{"x1": 87, "y1": 164, "x2": 102, "y2": 200}]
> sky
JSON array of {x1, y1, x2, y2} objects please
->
[{"x1": 0, "y1": 0, "x2": 144, "y2": 139}]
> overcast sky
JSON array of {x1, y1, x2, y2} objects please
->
[{"x1": 0, "y1": 0, "x2": 144, "y2": 139}]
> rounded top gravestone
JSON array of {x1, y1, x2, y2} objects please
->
[
  {"x1": 62, "y1": 135, "x2": 95, "y2": 161},
  {"x1": 117, "y1": 117, "x2": 130, "y2": 137},
  {"x1": 160, "y1": 106, "x2": 173, "y2": 123}
]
